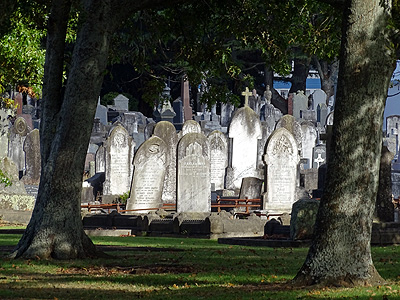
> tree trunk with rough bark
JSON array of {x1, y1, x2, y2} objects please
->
[
  {"x1": 10, "y1": 0, "x2": 115, "y2": 259},
  {"x1": 294, "y1": 0, "x2": 396, "y2": 286},
  {"x1": 289, "y1": 57, "x2": 311, "y2": 94},
  {"x1": 313, "y1": 57, "x2": 339, "y2": 104}
]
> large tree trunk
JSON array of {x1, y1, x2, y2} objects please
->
[
  {"x1": 313, "y1": 56, "x2": 339, "y2": 104},
  {"x1": 294, "y1": 0, "x2": 396, "y2": 286},
  {"x1": 289, "y1": 57, "x2": 311, "y2": 94},
  {"x1": 10, "y1": 0, "x2": 115, "y2": 259}
]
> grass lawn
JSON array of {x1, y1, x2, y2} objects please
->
[{"x1": 1, "y1": 231, "x2": 400, "y2": 299}]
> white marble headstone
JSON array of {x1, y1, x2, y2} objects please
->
[
  {"x1": 208, "y1": 130, "x2": 228, "y2": 190},
  {"x1": 263, "y1": 127, "x2": 299, "y2": 212},
  {"x1": 300, "y1": 121, "x2": 317, "y2": 169},
  {"x1": 177, "y1": 132, "x2": 211, "y2": 212},
  {"x1": 226, "y1": 107, "x2": 262, "y2": 189}
]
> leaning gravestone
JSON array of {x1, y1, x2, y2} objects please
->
[
  {"x1": 263, "y1": 127, "x2": 300, "y2": 213},
  {"x1": 103, "y1": 124, "x2": 134, "y2": 201},
  {"x1": 126, "y1": 136, "x2": 168, "y2": 212},
  {"x1": 177, "y1": 132, "x2": 211, "y2": 212},
  {"x1": 153, "y1": 121, "x2": 178, "y2": 204},
  {"x1": 226, "y1": 107, "x2": 262, "y2": 189},
  {"x1": 300, "y1": 121, "x2": 317, "y2": 169},
  {"x1": 22, "y1": 129, "x2": 41, "y2": 185},
  {"x1": 208, "y1": 130, "x2": 228, "y2": 190}
]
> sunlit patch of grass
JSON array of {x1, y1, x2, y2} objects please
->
[{"x1": 0, "y1": 234, "x2": 400, "y2": 299}]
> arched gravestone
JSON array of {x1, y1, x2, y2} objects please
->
[
  {"x1": 126, "y1": 136, "x2": 168, "y2": 212},
  {"x1": 226, "y1": 107, "x2": 262, "y2": 189},
  {"x1": 180, "y1": 120, "x2": 201, "y2": 137},
  {"x1": 326, "y1": 111, "x2": 334, "y2": 126},
  {"x1": 103, "y1": 124, "x2": 134, "y2": 198},
  {"x1": 208, "y1": 130, "x2": 228, "y2": 190},
  {"x1": 95, "y1": 145, "x2": 105, "y2": 173},
  {"x1": 22, "y1": 129, "x2": 41, "y2": 185},
  {"x1": 177, "y1": 132, "x2": 211, "y2": 213},
  {"x1": 8, "y1": 116, "x2": 30, "y2": 171},
  {"x1": 275, "y1": 114, "x2": 302, "y2": 156},
  {"x1": 263, "y1": 127, "x2": 300, "y2": 213},
  {"x1": 300, "y1": 121, "x2": 317, "y2": 169},
  {"x1": 153, "y1": 121, "x2": 178, "y2": 204}
]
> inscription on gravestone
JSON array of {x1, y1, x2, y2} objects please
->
[
  {"x1": 208, "y1": 130, "x2": 228, "y2": 190},
  {"x1": 126, "y1": 136, "x2": 167, "y2": 212}
]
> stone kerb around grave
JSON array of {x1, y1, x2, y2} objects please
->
[
  {"x1": 126, "y1": 136, "x2": 168, "y2": 213},
  {"x1": 153, "y1": 121, "x2": 178, "y2": 204},
  {"x1": 207, "y1": 130, "x2": 228, "y2": 191},
  {"x1": 177, "y1": 132, "x2": 211, "y2": 213},
  {"x1": 263, "y1": 127, "x2": 299, "y2": 213}
]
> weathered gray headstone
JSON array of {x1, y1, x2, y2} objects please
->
[
  {"x1": 177, "y1": 132, "x2": 211, "y2": 212},
  {"x1": 239, "y1": 177, "x2": 263, "y2": 199},
  {"x1": 226, "y1": 107, "x2": 262, "y2": 189},
  {"x1": 153, "y1": 121, "x2": 178, "y2": 204},
  {"x1": 95, "y1": 97, "x2": 108, "y2": 125},
  {"x1": 182, "y1": 75, "x2": 192, "y2": 121},
  {"x1": 22, "y1": 129, "x2": 41, "y2": 185},
  {"x1": 112, "y1": 94, "x2": 129, "y2": 111},
  {"x1": 292, "y1": 91, "x2": 308, "y2": 120},
  {"x1": 311, "y1": 90, "x2": 327, "y2": 110},
  {"x1": 8, "y1": 117, "x2": 30, "y2": 172},
  {"x1": 208, "y1": 130, "x2": 228, "y2": 190},
  {"x1": 103, "y1": 124, "x2": 134, "y2": 199},
  {"x1": 317, "y1": 103, "x2": 328, "y2": 126},
  {"x1": 126, "y1": 136, "x2": 168, "y2": 212},
  {"x1": 181, "y1": 120, "x2": 201, "y2": 137},
  {"x1": 0, "y1": 108, "x2": 13, "y2": 157},
  {"x1": 220, "y1": 102, "x2": 235, "y2": 127},
  {"x1": 95, "y1": 145, "x2": 105, "y2": 173},
  {"x1": 301, "y1": 121, "x2": 317, "y2": 169},
  {"x1": 275, "y1": 114, "x2": 302, "y2": 156},
  {"x1": 263, "y1": 127, "x2": 299, "y2": 212}
]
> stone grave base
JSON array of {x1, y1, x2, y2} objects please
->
[{"x1": 82, "y1": 211, "x2": 267, "y2": 239}]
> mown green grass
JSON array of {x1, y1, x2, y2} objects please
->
[{"x1": 0, "y1": 233, "x2": 400, "y2": 299}]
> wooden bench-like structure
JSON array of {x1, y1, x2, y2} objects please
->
[
  {"x1": 81, "y1": 198, "x2": 262, "y2": 214},
  {"x1": 213, "y1": 196, "x2": 262, "y2": 213}
]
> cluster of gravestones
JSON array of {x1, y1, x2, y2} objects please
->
[{"x1": 83, "y1": 87, "x2": 335, "y2": 216}]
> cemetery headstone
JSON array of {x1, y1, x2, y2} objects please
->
[
  {"x1": 239, "y1": 177, "x2": 263, "y2": 200},
  {"x1": 312, "y1": 144, "x2": 327, "y2": 169},
  {"x1": 311, "y1": 90, "x2": 327, "y2": 111},
  {"x1": 275, "y1": 114, "x2": 302, "y2": 156},
  {"x1": 22, "y1": 129, "x2": 41, "y2": 185},
  {"x1": 95, "y1": 97, "x2": 108, "y2": 125},
  {"x1": 220, "y1": 102, "x2": 235, "y2": 127},
  {"x1": 173, "y1": 98, "x2": 184, "y2": 124},
  {"x1": 95, "y1": 145, "x2": 105, "y2": 173},
  {"x1": 112, "y1": 94, "x2": 129, "y2": 111},
  {"x1": 317, "y1": 103, "x2": 328, "y2": 126},
  {"x1": 263, "y1": 127, "x2": 299, "y2": 213},
  {"x1": 153, "y1": 121, "x2": 178, "y2": 204},
  {"x1": 103, "y1": 124, "x2": 134, "y2": 201},
  {"x1": 181, "y1": 119, "x2": 201, "y2": 137},
  {"x1": 292, "y1": 91, "x2": 308, "y2": 120},
  {"x1": 0, "y1": 107, "x2": 13, "y2": 157},
  {"x1": 208, "y1": 130, "x2": 228, "y2": 190},
  {"x1": 226, "y1": 106, "x2": 262, "y2": 189},
  {"x1": 126, "y1": 136, "x2": 168, "y2": 212},
  {"x1": 8, "y1": 117, "x2": 30, "y2": 172},
  {"x1": 177, "y1": 132, "x2": 211, "y2": 212},
  {"x1": 15, "y1": 93, "x2": 23, "y2": 115},
  {"x1": 301, "y1": 121, "x2": 317, "y2": 169}
]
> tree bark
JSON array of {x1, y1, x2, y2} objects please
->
[
  {"x1": 313, "y1": 56, "x2": 339, "y2": 104},
  {"x1": 289, "y1": 57, "x2": 311, "y2": 94},
  {"x1": 294, "y1": 0, "x2": 396, "y2": 286},
  {"x1": 10, "y1": 0, "x2": 115, "y2": 259}
]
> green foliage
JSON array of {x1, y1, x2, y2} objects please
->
[
  {"x1": 0, "y1": 9, "x2": 46, "y2": 96},
  {"x1": 0, "y1": 169, "x2": 12, "y2": 187},
  {"x1": 113, "y1": 191, "x2": 130, "y2": 204}
]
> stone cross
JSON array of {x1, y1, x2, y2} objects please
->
[
  {"x1": 314, "y1": 153, "x2": 324, "y2": 168},
  {"x1": 241, "y1": 87, "x2": 252, "y2": 107}
]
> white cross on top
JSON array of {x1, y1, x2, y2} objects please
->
[{"x1": 314, "y1": 153, "x2": 325, "y2": 168}]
